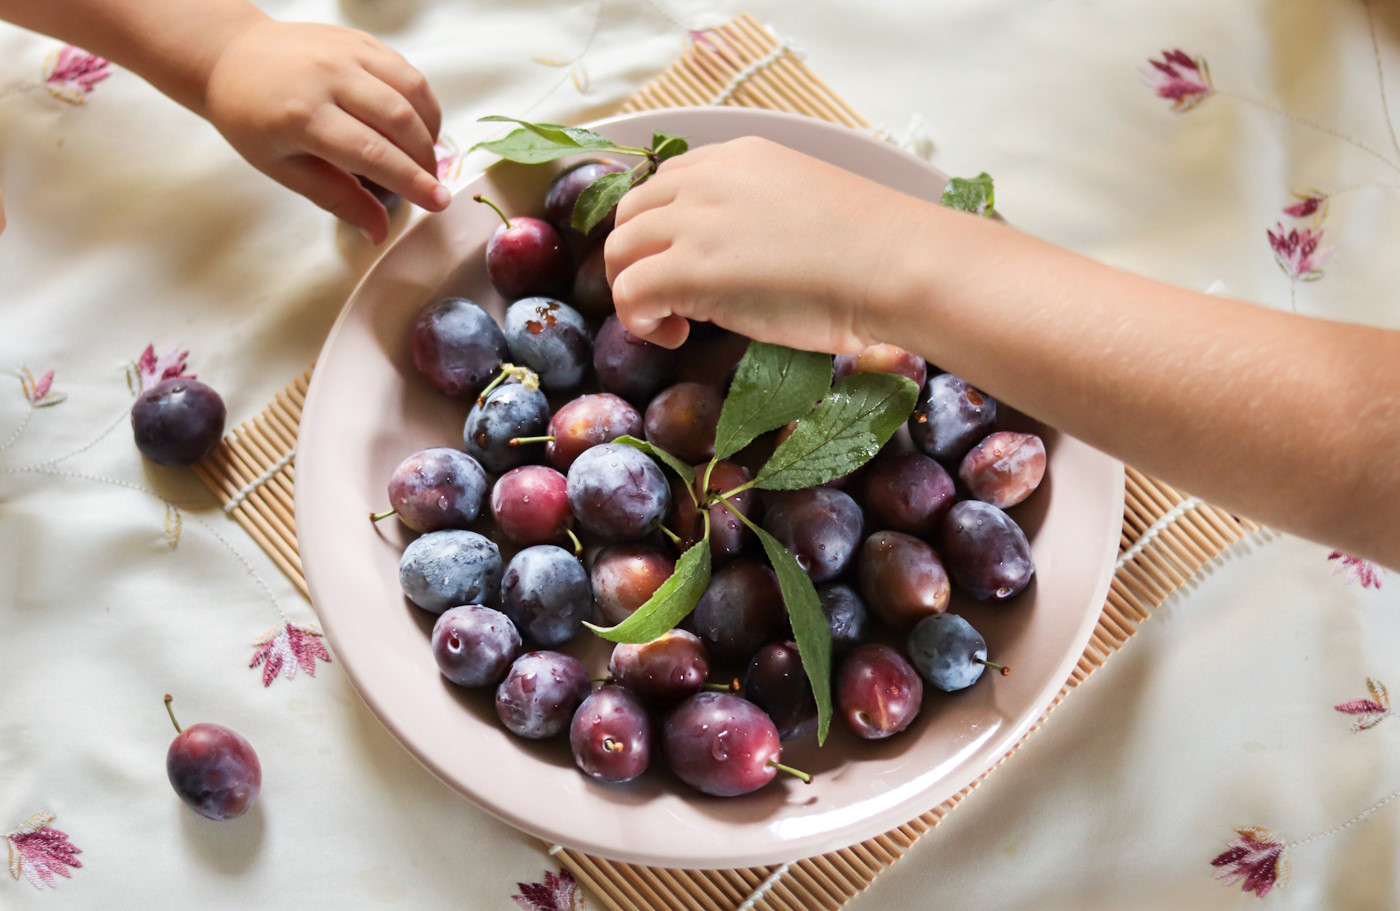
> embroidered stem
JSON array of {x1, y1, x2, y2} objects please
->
[
  {"x1": 0, "y1": 405, "x2": 33, "y2": 454},
  {"x1": 1290, "y1": 281, "x2": 1297, "y2": 314},
  {"x1": 1365, "y1": 0, "x2": 1400, "y2": 162},
  {"x1": 0, "y1": 79, "x2": 40, "y2": 101},
  {"x1": 710, "y1": 39, "x2": 795, "y2": 106},
  {"x1": 1219, "y1": 89, "x2": 1400, "y2": 175},
  {"x1": 6, "y1": 407, "x2": 129, "y2": 472},
  {"x1": 223, "y1": 448, "x2": 295, "y2": 514},
  {"x1": 1115, "y1": 496, "x2": 1203, "y2": 570},
  {"x1": 736, "y1": 862, "x2": 789, "y2": 911},
  {"x1": 1287, "y1": 783, "x2": 1400, "y2": 848},
  {"x1": 9, "y1": 466, "x2": 291, "y2": 624}
]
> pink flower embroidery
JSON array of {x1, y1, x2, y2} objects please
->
[
  {"x1": 1267, "y1": 223, "x2": 1333, "y2": 281},
  {"x1": 43, "y1": 45, "x2": 111, "y2": 104},
  {"x1": 512, "y1": 869, "x2": 585, "y2": 911},
  {"x1": 131, "y1": 344, "x2": 194, "y2": 394},
  {"x1": 1211, "y1": 827, "x2": 1288, "y2": 897},
  {"x1": 1328, "y1": 551, "x2": 1384, "y2": 589},
  {"x1": 435, "y1": 137, "x2": 461, "y2": 183},
  {"x1": 6, "y1": 813, "x2": 82, "y2": 890},
  {"x1": 250, "y1": 622, "x2": 332, "y2": 686},
  {"x1": 1336, "y1": 678, "x2": 1391, "y2": 731},
  {"x1": 1283, "y1": 192, "x2": 1328, "y2": 220},
  {"x1": 1143, "y1": 49, "x2": 1214, "y2": 111},
  {"x1": 19, "y1": 367, "x2": 65, "y2": 407}
]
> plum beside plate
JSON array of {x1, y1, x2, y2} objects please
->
[{"x1": 295, "y1": 107, "x2": 1124, "y2": 868}]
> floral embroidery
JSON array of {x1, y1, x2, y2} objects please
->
[
  {"x1": 1282, "y1": 191, "x2": 1328, "y2": 221},
  {"x1": 250, "y1": 622, "x2": 332, "y2": 686},
  {"x1": 1327, "y1": 551, "x2": 1384, "y2": 589},
  {"x1": 43, "y1": 46, "x2": 111, "y2": 105},
  {"x1": 5, "y1": 813, "x2": 82, "y2": 890},
  {"x1": 19, "y1": 367, "x2": 65, "y2": 408},
  {"x1": 1335, "y1": 678, "x2": 1392, "y2": 731},
  {"x1": 435, "y1": 136, "x2": 463, "y2": 184},
  {"x1": 1143, "y1": 49, "x2": 1214, "y2": 112},
  {"x1": 127, "y1": 344, "x2": 194, "y2": 395},
  {"x1": 512, "y1": 869, "x2": 585, "y2": 911},
  {"x1": 1211, "y1": 827, "x2": 1288, "y2": 898},
  {"x1": 1266, "y1": 223, "x2": 1333, "y2": 281}
]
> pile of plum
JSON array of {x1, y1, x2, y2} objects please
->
[{"x1": 378, "y1": 161, "x2": 1046, "y2": 798}]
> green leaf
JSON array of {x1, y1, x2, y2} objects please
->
[
  {"x1": 713, "y1": 342, "x2": 833, "y2": 461},
  {"x1": 477, "y1": 116, "x2": 619, "y2": 151},
  {"x1": 940, "y1": 172, "x2": 995, "y2": 216},
  {"x1": 755, "y1": 372, "x2": 919, "y2": 490},
  {"x1": 572, "y1": 171, "x2": 635, "y2": 235},
  {"x1": 652, "y1": 131, "x2": 689, "y2": 162},
  {"x1": 612, "y1": 435, "x2": 696, "y2": 488},
  {"x1": 752, "y1": 521, "x2": 832, "y2": 744},
  {"x1": 470, "y1": 127, "x2": 602, "y2": 164},
  {"x1": 584, "y1": 539, "x2": 711, "y2": 643}
]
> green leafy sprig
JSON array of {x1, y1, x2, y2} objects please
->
[
  {"x1": 470, "y1": 118, "x2": 689, "y2": 234},
  {"x1": 588, "y1": 342, "x2": 918, "y2": 745},
  {"x1": 941, "y1": 172, "x2": 995, "y2": 216}
]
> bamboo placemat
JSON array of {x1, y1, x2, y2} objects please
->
[{"x1": 195, "y1": 16, "x2": 1262, "y2": 910}]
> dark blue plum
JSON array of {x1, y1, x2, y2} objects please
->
[
  {"x1": 131, "y1": 378, "x2": 226, "y2": 466},
  {"x1": 744, "y1": 641, "x2": 818, "y2": 742},
  {"x1": 565, "y1": 443, "x2": 670, "y2": 541},
  {"x1": 431, "y1": 605, "x2": 522, "y2": 687},
  {"x1": 571, "y1": 242, "x2": 613, "y2": 320},
  {"x1": 495, "y1": 651, "x2": 591, "y2": 739},
  {"x1": 940, "y1": 500, "x2": 1035, "y2": 602},
  {"x1": 691, "y1": 560, "x2": 785, "y2": 666},
  {"x1": 504, "y1": 297, "x2": 591, "y2": 391},
  {"x1": 909, "y1": 372, "x2": 997, "y2": 465},
  {"x1": 592, "y1": 315, "x2": 677, "y2": 403},
  {"x1": 384, "y1": 447, "x2": 487, "y2": 532},
  {"x1": 761, "y1": 487, "x2": 864, "y2": 583},
  {"x1": 463, "y1": 382, "x2": 550, "y2": 473},
  {"x1": 817, "y1": 584, "x2": 868, "y2": 656},
  {"x1": 412, "y1": 297, "x2": 509, "y2": 398},
  {"x1": 500, "y1": 545, "x2": 592, "y2": 647},
  {"x1": 398, "y1": 529, "x2": 503, "y2": 613},
  {"x1": 907, "y1": 613, "x2": 994, "y2": 693},
  {"x1": 545, "y1": 159, "x2": 627, "y2": 239}
]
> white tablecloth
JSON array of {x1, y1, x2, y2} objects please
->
[{"x1": 2, "y1": 1, "x2": 1397, "y2": 907}]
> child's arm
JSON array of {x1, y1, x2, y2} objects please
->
[
  {"x1": 0, "y1": 0, "x2": 447, "y2": 242},
  {"x1": 605, "y1": 137, "x2": 1400, "y2": 569}
]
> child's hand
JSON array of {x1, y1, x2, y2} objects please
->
[
  {"x1": 202, "y1": 19, "x2": 447, "y2": 243},
  {"x1": 604, "y1": 136, "x2": 929, "y2": 352}
]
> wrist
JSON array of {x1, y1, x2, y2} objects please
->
[
  {"x1": 158, "y1": 2, "x2": 270, "y2": 116},
  {"x1": 857, "y1": 196, "x2": 953, "y2": 350}
]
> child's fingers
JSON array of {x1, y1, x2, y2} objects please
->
[
  {"x1": 615, "y1": 171, "x2": 678, "y2": 227},
  {"x1": 359, "y1": 47, "x2": 443, "y2": 141},
  {"x1": 610, "y1": 254, "x2": 691, "y2": 348},
  {"x1": 337, "y1": 76, "x2": 439, "y2": 177},
  {"x1": 304, "y1": 107, "x2": 448, "y2": 212},
  {"x1": 268, "y1": 155, "x2": 388, "y2": 242},
  {"x1": 604, "y1": 207, "x2": 674, "y2": 287}
]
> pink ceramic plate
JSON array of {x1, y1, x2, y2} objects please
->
[{"x1": 297, "y1": 107, "x2": 1124, "y2": 868}]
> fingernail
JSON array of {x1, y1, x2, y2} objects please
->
[
  {"x1": 358, "y1": 227, "x2": 376, "y2": 244},
  {"x1": 431, "y1": 185, "x2": 452, "y2": 209}
]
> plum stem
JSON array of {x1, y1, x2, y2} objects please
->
[
  {"x1": 716, "y1": 478, "x2": 757, "y2": 502},
  {"x1": 508, "y1": 435, "x2": 554, "y2": 447},
  {"x1": 976, "y1": 658, "x2": 1011, "y2": 676},
  {"x1": 602, "y1": 737, "x2": 624, "y2": 753},
  {"x1": 369, "y1": 508, "x2": 396, "y2": 523},
  {"x1": 702, "y1": 677, "x2": 741, "y2": 694},
  {"x1": 476, "y1": 363, "x2": 540, "y2": 405},
  {"x1": 164, "y1": 694, "x2": 182, "y2": 734},
  {"x1": 767, "y1": 758, "x2": 812, "y2": 784},
  {"x1": 566, "y1": 527, "x2": 584, "y2": 560},
  {"x1": 473, "y1": 194, "x2": 512, "y2": 228},
  {"x1": 657, "y1": 523, "x2": 685, "y2": 548},
  {"x1": 589, "y1": 675, "x2": 615, "y2": 685}
]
